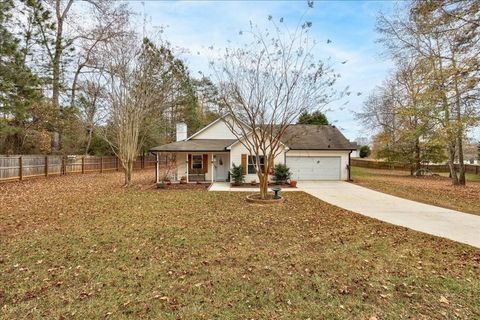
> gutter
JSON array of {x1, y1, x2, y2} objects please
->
[{"x1": 348, "y1": 150, "x2": 352, "y2": 181}]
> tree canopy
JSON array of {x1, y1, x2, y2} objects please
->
[{"x1": 297, "y1": 111, "x2": 329, "y2": 125}]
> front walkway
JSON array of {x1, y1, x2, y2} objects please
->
[{"x1": 298, "y1": 181, "x2": 480, "y2": 248}]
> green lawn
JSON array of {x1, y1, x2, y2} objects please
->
[
  {"x1": 351, "y1": 166, "x2": 480, "y2": 215},
  {"x1": 1, "y1": 172, "x2": 479, "y2": 319}
]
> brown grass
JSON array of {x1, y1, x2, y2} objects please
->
[
  {"x1": 352, "y1": 166, "x2": 480, "y2": 215},
  {"x1": 0, "y1": 171, "x2": 479, "y2": 319}
]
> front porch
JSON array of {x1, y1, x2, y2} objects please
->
[{"x1": 154, "y1": 151, "x2": 230, "y2": 184}]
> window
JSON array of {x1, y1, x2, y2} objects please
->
[
  {"x1": 192, "y1": 155, "x2": 203, "y2": 169},
  {"x1": 247, "y1": 155, "x2": 265, "y2": 174}
]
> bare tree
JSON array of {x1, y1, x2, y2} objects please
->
[
  {"x1": 76, "y1": 72, "x2": 108, "y2": 155},
  {"x1": 377, "y1": 0, "x2": 480, "y2": 185},
  {"x1": 357, "y1": 61, "x2": 445, "y2": 174},
  {"x1": 213, "y1": 16, "x2": 340, "y2": 199},
  {"x1": 24, "y1": 0, "x2": 130, "y2": 152},
  {"x1": 103, "y1": 34, "x2": 184, "y2": 186}
]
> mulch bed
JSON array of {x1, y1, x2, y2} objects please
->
[
  {"x1": 231, "y1": 183, "x2": 295, "y2": 188},
  {"x1": 156, "y1": 183, "x2": 211, "y2": 190}
]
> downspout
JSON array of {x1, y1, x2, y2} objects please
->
[
  {"x1": 284, "y1": 147, "x2": 289, "y2": 165},
  {"x1": 348, "y1": 150, "x2": 352, "y2": 181}
]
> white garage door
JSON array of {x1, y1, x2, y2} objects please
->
[{"x1": 287, "y1": 156, "x2": 341, "y2": 180}]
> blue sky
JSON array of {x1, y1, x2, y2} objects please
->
[{"x1": 128, "y1": 0, "x2": 396, "y2": 140}]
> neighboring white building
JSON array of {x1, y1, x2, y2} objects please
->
[{"x1": 150, "y1": 114, "x2": 356, "y2": 183}]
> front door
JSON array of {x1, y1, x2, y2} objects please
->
[{"x1": 214, "y1": 154, "x2": 228, "y2": 181}]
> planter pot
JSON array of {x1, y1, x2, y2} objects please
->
[
  {"x1": 156, "y1": 182, "x2": 166, "y2": 189},
  {"x1": 290, "y1": 180, "x2": 297, "y2": 188},
  {"x1": 246, "y1": 193, "x2": 284, "y2": 204},
  {"x1": 180, "y1": 180, "x2": 187, "y2": 185},
  {"x1": 231, "y1": 182, "x2": 243, "y2": 187}
]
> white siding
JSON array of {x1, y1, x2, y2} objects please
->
[
  {"x1": 285, "y1": 150, "x2": 350, "y2": 180},
  {"x1": 229, "y1": 142, "x2": 286, "y2": 182},
  {"x1": 192, "y1": 115, "x2": 243, "y2": 140},
  {"x1": 174, "y1": 152, "x2": 188, "y2": 180}
]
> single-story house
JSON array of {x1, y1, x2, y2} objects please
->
[{"x1": 150, "y1": 114, "x2": 356, "y2": 183}]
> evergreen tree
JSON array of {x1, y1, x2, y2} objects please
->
[
  {"x1": 0, "y1": 0, "x2": 42, "y2": 154},
  {"x1": 297, "y1": 110, "x2": 329, "y2": 125}
]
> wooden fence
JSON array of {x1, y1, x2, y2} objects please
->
[
  {"x1": 0, "y1": 155, "x2": 156, "y2": 182},
  {"x1": 351, "y1": 158, "x2": 480, "y2": 175}
]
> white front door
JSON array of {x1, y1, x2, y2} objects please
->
[{"x1": 214, "y1": 154, "x2": 228, "y2": 181}]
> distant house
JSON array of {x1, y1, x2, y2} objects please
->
[{"x1": 150, "y1": 114, "x2": 356, "y2": 183}]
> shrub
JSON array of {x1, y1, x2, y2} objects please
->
[
  {"x1": 273, "y1": 163, "x2": 291, "y2": 184},
  {"x1": 359, "y1": 145, "x2": 371, "y2": 158},
  {"x1": 230, "y1": 163, "x2": 244, "y2": 184}
]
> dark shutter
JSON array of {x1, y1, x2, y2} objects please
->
[
  {"x1": 241, "y1": 154, "x2": 247, "y2": 175},
  {"x1": 203, "y1": 154, "x2": 208, "y2": 173}
]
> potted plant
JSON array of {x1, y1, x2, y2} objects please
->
[
  {"x1": 273, "y1": 164, "x2": 291, "y2": 185},
  {"x1": 250, "y1": 180, "x2": 257, "y2": 186},
  {"x1": 230, "y1": 164, "x2": 245, "y2": 186},
  {"x1": 180, "y1": 176, "x2": 187, "y2": 184},
  {"x1": 289, "y1": 180, "x2": 297, "y2": 188}
]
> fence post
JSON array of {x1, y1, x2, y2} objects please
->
[
  {"x1": 62, "y1": 156, "x2": 66, "y2": 175},
  {"x1": 82, "y1": 156, "x2": 85, "y2": 174},
  {"x1": 19, "y1": 156, "x2": 23, "y2": 181},
  {"x1": 45, "y1": 156, "x2": 48, "y2": 177},
  {"x1": 100, "y1": 156, "x2": 103, "y2": 173},
  {"x1": 142, "y1": 155, "x2": 145, "y2": 169}
]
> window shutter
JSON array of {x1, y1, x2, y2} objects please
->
[
  {"x1": 241, "y1": 154, "x2": 247, "y2": 175},
  {"x1": 188, "y1": 154, "x2": 192, "y2": 170},
  {"x1": 203, "y1": 154, "x2": 208, "y2": 173}
]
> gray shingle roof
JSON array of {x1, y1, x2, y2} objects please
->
[
  {"x1": 149, "y1": 125, "x2": 355, "y2": 152},
  {"x1": 150, "y1": 139, "x2": 237, "y2": 152},
  {"x1": 280, "y1": 125, "x2": 356, "y2": 150}
]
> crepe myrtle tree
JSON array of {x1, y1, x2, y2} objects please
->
[
  {"x1": 103, "y1": 34, "x2": 180, "y2": 186},
  {"x1": 213, "y1": 14, "x2": 342, "y2": 199}
]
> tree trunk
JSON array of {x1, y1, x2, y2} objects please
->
[
  {"x1": 258, "y1": 173, "x2": 269, "y2": 199},
  {"x1": 414, "y1": 138, "x2": 421, "y2": 175},
  {"x1": 457, "y1": 136, "x2": 466, "y2": 185},
  {"x1": 85, "y1": 127, "x2": 93, "y2": 155},
  {"x1": 124, "y1": 159, "x2": 133, "y2": 187},
  {"x1": 452, "y1": 53, "x2": 466, "y2": 186},
  {"x1": 447, "y1": 143, "x2": 459, "y2": 185}
]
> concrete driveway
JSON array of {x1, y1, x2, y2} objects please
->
[{"x1": 298, "y1": 181, "x2": 480, "y2": 248}]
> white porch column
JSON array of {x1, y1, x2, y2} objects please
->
[
  {"x1": 211, "y1": 154, "x2": 214, "y2": 182},
  {"x1": 186, "y1": 153, "x2": 189, "y2": 183},
  {"x1": 155, "y1": 153, "x2": 159, "y2": 183}
]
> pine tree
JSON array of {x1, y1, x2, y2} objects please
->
[{"x1": 0, "y1": 0, "x2": 42, "y2": 154}]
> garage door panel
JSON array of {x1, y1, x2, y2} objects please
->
[{"x1": 287, "y1": 156, "x2": 341, "y2": 180}]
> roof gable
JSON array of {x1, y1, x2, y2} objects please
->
[{"x1": 187, "y1": 115, "x2": 242, "y2": 140}]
